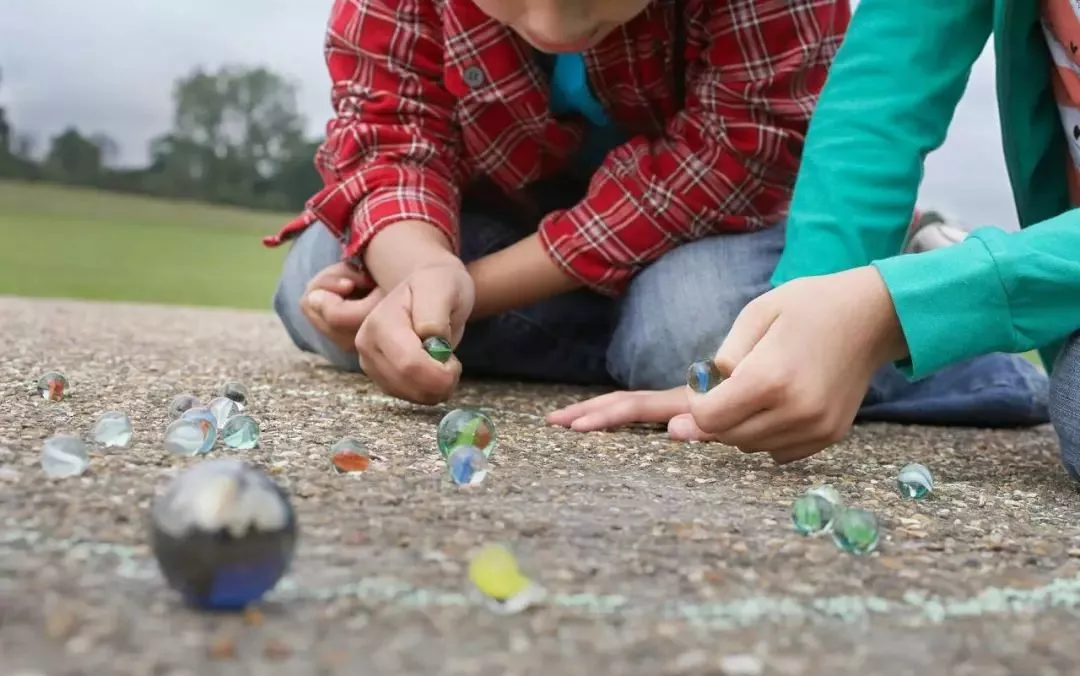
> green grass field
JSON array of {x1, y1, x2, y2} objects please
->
[{"x1": 0, "y1": 180, "x2": 291, "y2": 310}]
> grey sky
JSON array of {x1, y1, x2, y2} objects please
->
[{"x1": 0, "y1": 0, "x2": 1015, "y2": 228}]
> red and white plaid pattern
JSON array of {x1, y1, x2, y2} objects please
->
[{"x1": 264, "y1": 0, "x2": 851, "y2": 295}]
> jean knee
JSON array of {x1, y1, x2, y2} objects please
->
[
  {"x1": 272, "y1": 224, "x2": 361, "y2": 372},
  {"x1": 1050, "y1": 333, "x2": 1080, "y2": 480},
  {"x1": 606, "y1": 224, "x2": 785, "y2": 389}
]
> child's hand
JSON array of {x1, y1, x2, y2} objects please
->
[
  {"x1": 668, "y1": 266, "x2": 908, "y2": 463},
  {"x1": 301, "y1": 262, "x2": 382, "y2": 354},
  {"x1": 546, "y1": 387, "x2": 689, "y2": 431},
  {"x1": 356, "y1": 262, "x2": 475, "y2": 405}
]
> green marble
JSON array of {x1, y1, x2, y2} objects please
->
[
  {"x1": 220, "y1": 414, "x2": 260, "y2": 450},
  {"x1": 437, "y1": 409, "x2": 496, "y2": 459},
  {"x1": 831, "y1": 508, "x2": 880, "y2": 555},
  {"x1": 791, "y1": 493, "x2": 836, "y2": 536},
  {"x1": 423, "y1": 336, "x2": 453, "y2": 363}
]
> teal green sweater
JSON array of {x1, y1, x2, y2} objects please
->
[{"x1": 770, "y1": 0, "x2": 1079, "y2": 379}]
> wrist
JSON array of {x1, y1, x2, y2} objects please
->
[
  {"x1": 862, "y1": 267, "x2": 910, "y2": 364},
  {"x1": 364, "y1": 220, "x2": 460, "y2": 290}
]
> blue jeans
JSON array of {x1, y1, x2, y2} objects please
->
[
  {"x1": 1051, "y1": 333, "x2": 1080, "y2": 480},
  {"x1": 272, "y1": 188, "x2": 1049, "y2": 426}
]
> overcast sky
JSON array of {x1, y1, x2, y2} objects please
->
[{"x1": 0, "y1": 0, "x2": 1013, "y2": 228}]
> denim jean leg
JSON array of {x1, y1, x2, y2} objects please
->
[
  {"x1": 857, "y1": 352, "x2": 1050, "y2": 427},
  {"x1": 1050, "y1": 333, "x2": 1080, "y2": 480},
  {"x1": 452, "y1": 210, "x2": 617, "y2": 385},
  {"x1": 606, "y1": 224, "x2": 786, "y2": 390},
  {"x1": 272, "y1": 223, "x2": 362, "y2": 372}
]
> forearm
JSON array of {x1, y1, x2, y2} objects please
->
[
  {"x1": 363, "y1": 220, "x2": 463, "y2": 291},
  {"x1": 467, "y1": 233, "x2": 581, "y2": 319},
  {"x1": 874, "y1": 212, "x2": 1080, "y2": 379},
  {"x1": 770, "y1": 0, "x2": 991, "y2": 286}
]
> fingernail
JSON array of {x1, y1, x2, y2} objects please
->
[
  {"x1": 668, "y1": 417, "x2": 694, "y2": 438},
  {"x1": 569, "y1": 418, "x2": 591, "y2": 432}
]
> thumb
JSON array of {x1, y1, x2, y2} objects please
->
[
  {"x1": 667, "y1": 413, "x2": 718, "y2": 441},
  {"x1": 713, "y1": 294, "x2": 781, "y2": 375},
  {"x1": 305, "y1": 289, "x2": 334, "y2": 314},
  {"x1": 408, "y1": 270, "x2": 458, "y2": 343}
]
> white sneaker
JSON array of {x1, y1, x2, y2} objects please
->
[{"x1": 904, "y1": 210, "x2": 970, "y2": 254}]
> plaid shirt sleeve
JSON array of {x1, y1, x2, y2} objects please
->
[
  {"x1": 265, "y1": 0, "x2": 466, "y2": 279},
  {"x1": 537, "y1": 0, "x2": 851, "y2": 296}
]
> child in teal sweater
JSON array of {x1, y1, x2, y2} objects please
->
[
  {"x1": 657, "y1": 0, "x2": 1080, "y2": 473},
  {"x1": 553, "y1": 0, "x2": 1077, "y2": 474}
]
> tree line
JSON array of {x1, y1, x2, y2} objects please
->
[{"x1": 0, "y1": 64, "x2": 324, "y2": 212}]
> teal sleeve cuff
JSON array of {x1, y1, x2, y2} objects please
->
[{"x1": 871, "y1": 237, "x2": 1016, "y2": 380}]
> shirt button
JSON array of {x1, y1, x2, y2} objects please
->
[{"x1": 463, "y1": 66, "x2": 485, "y2": 88}]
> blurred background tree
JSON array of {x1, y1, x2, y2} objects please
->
[{"x1": 0, "y1": 62, "x2": 323, "y2": 213}]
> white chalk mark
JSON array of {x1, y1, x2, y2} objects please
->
[{"x1": 4, "y1": 526, "x2": 1080, "y2": 630}]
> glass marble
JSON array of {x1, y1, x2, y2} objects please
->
[
  {"x1": 92, "y1": 411, "x2": 133, "y2": 448},
  {"x1": 448, "y1": 445, "x2": 489, "y2": 486},
  {"x1": 221, "y1": 415, "x2": 260, "y2": 450},
  {"x1": 209, "y1": 397, "x2": 240, "y2": 429},
  {"x1": 422, "y1": 336, "x2": 453, "y2": 363},
  {"x1": 330, "y1": 437, "x2": 370, "y2": 474},
  {"x1": 686, "y1": 360, "x2": 724, "y2": 394},
  {"x1": 41, "y1": 435, "x2": 90, "y2": 478},
  {"x1": 791, "y1": 493, "x2": 837, "y2": 536},
  {"x1": 168, "y1": 394, "x2": 200, "y2": 420},
  {"x1": 218, "y1": 381, "x2": 249, "y2": 409},
  {"x1": 896, "y1": 462, "x2": 933, "y2": 500},
  {"x1": 468, "y1": 543, "x2": 546, "y2": 614},
  {"x1": 808, "y1": 484, "x2": 842, "y2": 507},
  {"x1": 164, "y1": 419, "x2": 205, "y2": 457},
  {"x1": 831, "y1": 508, "x2": 880, "y2": 555},
  {"x1": 180, "y1": 407, "x2": 218, "y2": 454},
  {"x1": 437, "y1": 409, "x2": 497, "y2": 459},
  {"x1": 149, "y1": 458, "x2": 297, "y2": 610},
  {"x1": 36, "y1": 371, "x2": 68, "y2": 401}
]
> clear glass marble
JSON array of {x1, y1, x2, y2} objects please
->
[
  {"x1": 448, "y1": 445, "x2": 489, "y2": 486},
  {"x1": 330, "y1": 437, "x2": 370, "y2": 474},
  {"x1": 831, "y1": 508, "x2": 880, "y2": 555},
  {"x1": 792, "y1": 493, "x2": 836, "y2": 535},
  {"x1": 218, "y1": 381, "x2": 249, "y2": 409},
  {"x1": 36, "y1": 371, "x2": 68, "y2": 401},
  {"x1": 180, "y1": 407, "x2": 217, "y2": 454},
  {"x1": 686, "y1": 360, "x2": 724, "y2": 394},
  {"x1": 220, "y1": 415, "x2": 259, "y2": 450},
  {"x1": 92, "y1": 411, "x2": 133, "y2": 448},
  {"x1": 209, "y1": 397, "x2": 240, "y2": 429},
  {"x1": 896, "y1": 462, "x2": 933, "y2": 500},
  {"x1": 168, "y1": 394, "x2": 199, "y2": 419},
  {"x1": 437, "y1": 409, "x2": 497, "y2": 459},
  {"x1": 41, "y1": 435, "x2": 89, "y2": 478},
  {"x1": 164, "y1": 419, "x2": 206, "y2": 457}
]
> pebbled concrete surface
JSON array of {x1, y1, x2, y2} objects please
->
[{"x1": 1, "y1": 296, "x2": 1079, "y2": 676}]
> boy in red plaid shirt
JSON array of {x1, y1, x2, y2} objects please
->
[{"x1": 267, "y1": 0, "x2": 850, "y2": 405}]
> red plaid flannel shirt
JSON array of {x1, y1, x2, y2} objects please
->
[{"x1": 264, "y1": 0, "x2": 850, "y2": 295}]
